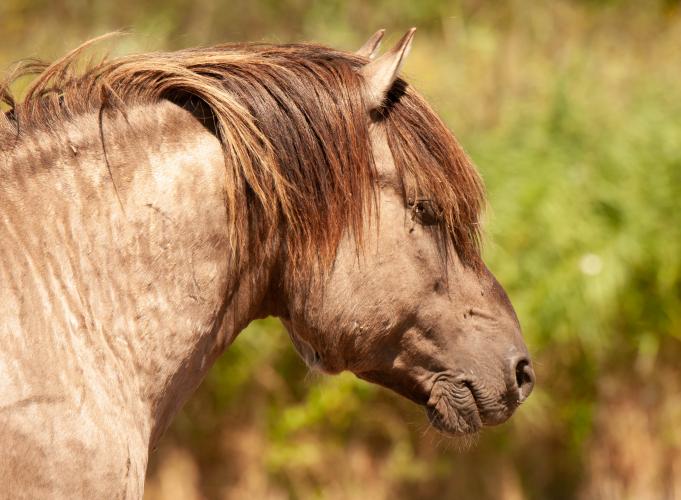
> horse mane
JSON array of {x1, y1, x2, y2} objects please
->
[{"x1": 0, "y1": 34, "x2": 485, "y2": 278}]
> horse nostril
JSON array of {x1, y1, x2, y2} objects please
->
[{"x1": 512, "y1": 357, "x2": 535, "y2": 403}]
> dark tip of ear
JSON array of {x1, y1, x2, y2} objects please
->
[{"x1": 393, "y1": 27, "x2": 416, "y2": 55}]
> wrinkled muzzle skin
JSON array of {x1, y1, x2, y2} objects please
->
[{"x1": 281, "y1": 124, "x2": 534, "y2": 436}]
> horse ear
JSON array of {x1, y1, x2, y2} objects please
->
[
  {"x1": 356, "y1": 29, "x2": 385, "y2": 60},
  {"x1": 360, "y1": 28, "x2": 415, "y2": 111}
]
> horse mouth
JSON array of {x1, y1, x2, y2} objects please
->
[
  {"x1": 425, "y1": 377, "x2": 514, "y2": 436},
  {"x1": 425, "y1": 380, "x2": 482, "y2": 436}
]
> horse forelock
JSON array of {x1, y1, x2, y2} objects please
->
[{"x1": 0, "y1": 35, "x2": 485, "y2": 280}]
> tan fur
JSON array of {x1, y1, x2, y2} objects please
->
[{"x1": 0, "y1": 33, "x2": 532, "y2": 498}]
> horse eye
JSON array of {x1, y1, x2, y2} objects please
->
[{"x1": 411, "y1": 200, "x2": 440, "y2": 226}]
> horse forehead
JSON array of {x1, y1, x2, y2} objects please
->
[{"x1": 368, "y1": 123, "x2": 400, "y2": 185}]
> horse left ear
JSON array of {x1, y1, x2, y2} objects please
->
[
  {"x1": 360, "y1": 27, "x2": 415, "y2": 111},
  {"x1": 356, "y1": 29, "x2": 385, "y2": 60}
]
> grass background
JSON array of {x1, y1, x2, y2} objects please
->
[{"x1": 2, "y1": 1, "x2": 680, "y2": 498}]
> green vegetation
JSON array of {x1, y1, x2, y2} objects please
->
[{"x1": 2, "y1": 1, "x2": 680, "y2": 498}]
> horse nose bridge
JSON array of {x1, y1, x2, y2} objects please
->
[
  {"x1": 505, "y1": 317, "x2": 528, "y2": 354},
  {"x1": 474, "y1": 265, "x2": 521, "y2": 325},
  {"x1": 477, "y1": 277, "x2": 528, "y2": 355},
  {"x1": 464, "y1": 297, "x2": 527, "y2": 354}
]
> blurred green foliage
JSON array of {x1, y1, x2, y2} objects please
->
[{"x1": 2, "y1": 1, "x2": 680, "y2": 498}]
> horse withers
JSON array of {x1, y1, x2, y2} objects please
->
[{"x1": 0, "y1": 29, "x2": 534, "y2": 498}]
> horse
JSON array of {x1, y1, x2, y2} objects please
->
[{"x1": 0, "y1": 29, "x2": 534, "y2": 498}]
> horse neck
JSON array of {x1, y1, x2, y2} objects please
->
[{"x1": 0, "y1": 100, "x2": 276, "y2": 447}]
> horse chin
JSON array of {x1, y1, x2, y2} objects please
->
[
  {"x1": 426, "y1": 405, "x2": 482, "y2": 436},
  {"x1": 425, "y1": 379, "x2": 483, "y2": 436}
]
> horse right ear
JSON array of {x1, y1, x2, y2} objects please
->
[{"x1": 360, "y1": 28, "x2": 415, "y2": 111}]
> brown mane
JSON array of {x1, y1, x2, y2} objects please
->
[{"x1": 0, "y1": 35, "x2": 485, "y2": 277}]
